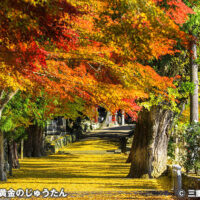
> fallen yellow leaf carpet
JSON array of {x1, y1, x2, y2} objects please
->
[{"x1": 1, "y1": 135, "x2": 179, "y2": 200}]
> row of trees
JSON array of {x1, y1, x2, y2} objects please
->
[{"x1": 0, "y1": 0, "x2": 199, "y2": 181}]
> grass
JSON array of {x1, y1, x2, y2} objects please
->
[{"x1": 1, "y1": 138, "x2": 177, "y2": 199}]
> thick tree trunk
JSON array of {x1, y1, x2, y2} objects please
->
[
  {"x1": 33, "y1": 125, "x2": 43, "y2": 157},
  {"x1": 24, "y1": 124, "x2": 44, "y2": 157},
  {"x1": 126, "y1": 148, "x2": 132, "y2": 163},
  {"x1": 127, "y1": 106, "x2": 174, "y2": 178},
  {"x1": 190, "y1": 38, "x2": 199, "y2": 123},
  {"x1": 24, "y1": 125, "x2": 33, "y2": 157}
]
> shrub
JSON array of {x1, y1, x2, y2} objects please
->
[{"x1": 182, "y1": 122, "x2": 200, "y2": 175}]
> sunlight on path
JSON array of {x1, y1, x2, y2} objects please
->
[
  {"x1": 60, "y1": 138, "x2": 118, "y2": 151},
  {"x1": 1, "y1": 136, "x2": 176, "y2": 199}
]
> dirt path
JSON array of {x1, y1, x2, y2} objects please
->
[{"x1": 1, "y1": 125, "x2": 177, "y2": 199}]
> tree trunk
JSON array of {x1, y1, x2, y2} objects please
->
[
  {"x1": 33, "y1": 125, "x2": 43, "y2": 157},
  {"x1": 190, "y1": 38, "x2": 199, "y2": 123},
  {"x1": 24, "y1": 124, "x2": 44, "y2": 157},
  {"x1": 66, "y1": 119, "x2": 74, "y2": 133},
  {"x1": 0, "y1": 132, "x2": 6, "y2": 181},
  {"x1": 12, "y1": 141, "x2": 20, "y2": 168},
  {"x1": 24, "y1": 125, "x2": 33, "y2": 157},
  {"x1": 127, "y1": 106, "x2": 174, "y2": 178},
  {"x1": 21, "y1": 139, "x2": 24, "y2": 160},
  {"x1": 7, "y1": 140, "x2": 13, "y2": 176}
]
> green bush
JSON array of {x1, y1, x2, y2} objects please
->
[
  {"x1": 168, "y1": 136, "x2": 176, "y2": 160},
  {"x1": 167, "y1": 122, "x2": 187, "y2": 164},
  {"x1": 182, "y1": 122, "x2": 200, "y2": 175}
]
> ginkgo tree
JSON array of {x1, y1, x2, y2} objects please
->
[
  {"x1": 85, "y1": 0, "x2": 194, "y2": 178},
  {"x1": 125, "y1": 0, "x2": 197, "y2": 178}
]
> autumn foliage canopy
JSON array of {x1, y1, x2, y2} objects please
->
[{"x1": 0, "y1": 0, "x2": 194, "y2": 119}]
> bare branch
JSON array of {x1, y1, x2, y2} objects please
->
[{"x1": 87, "y1": 63, "x2": 101, "y2": 72}]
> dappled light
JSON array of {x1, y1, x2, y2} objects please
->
[{"x1": 1, "y1": 136, "x2": 175, "y2": 199}]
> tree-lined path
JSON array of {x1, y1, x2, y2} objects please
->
[
  {"x1": 1, "y1": 125, "x2": 177, "y2": 199},
  {"x1": 0, "y1": 0, "x2": 199, "y2": 186}
]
